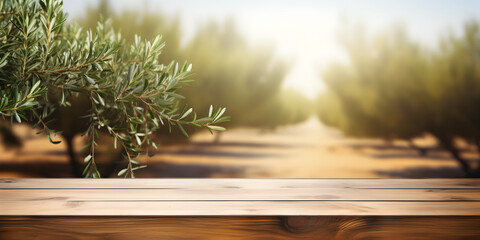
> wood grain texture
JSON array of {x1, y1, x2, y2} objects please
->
[
  {"x1": 2, "y1": 178, "x2": 480, "y2": 189},
  {"x1": 2, "y1": 188, "x2": 480, "y2": 201},
  {"x1": 1, "y1": 216, "x2": 480, "y2": 240},
  {"x1": 2, "y1": 179, "x2": 480, "y2": 239},
  {"x1": 1, "y1": 178, "x2": 480, "y2": 216},
  {"x1": 2, "y1": 200, "x2": 480, "y2": 216}
]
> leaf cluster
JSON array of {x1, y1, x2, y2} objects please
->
[
  {"x1": 0, "y1": 0, "x2": 227, "y2": 177},
  {"x1": 317, "y1": 22, "x2": 480, "y2": 175},
  {"x1": 78, "y1": 2, "x2": 308, "y2": 137}
]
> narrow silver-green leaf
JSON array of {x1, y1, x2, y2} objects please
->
[
  {"x1": 208, "y1": 125, "x2": 226, "y2": 131},
  {"x1": 84, "y1": 154, "x2": 92, "y2": 163},
  {"x1": 180, "y1": 108, "x2": 192, "y2": 120},
  {"x1": 84, "y1": 75, "x2": 96, "y2": 85},
  {"x1": 117, "y1": 168, "x2": 128, "y2": 177}
]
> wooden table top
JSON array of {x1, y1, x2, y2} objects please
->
[{"x1": 1, "y1": 178, "x2": 480, "y2": 216}]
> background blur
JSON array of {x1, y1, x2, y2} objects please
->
[{"x1": 1, "y1": 0, "x2": 480, "y2": 178}]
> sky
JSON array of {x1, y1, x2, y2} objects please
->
[{"x1": 63, "y1": 0, "x2": 480, "y2": 99}]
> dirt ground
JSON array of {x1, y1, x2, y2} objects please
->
[{"x1": 0, "y1": 118, "x2": 475, "y2": 178}]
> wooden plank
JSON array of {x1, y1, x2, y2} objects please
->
[
  {"x1": 1, "y1": 188, "x2": 479, "y2": 201},
  {"x1": 1, "y1": 216, "x2": 480, "y2": 240},
  {"x1": 2, "y1": 179, "x2": 480, "y2": 216},
  {"x1": 2, "y1": 178, "x2": 480, "y2": 189},
  {"x1": 1, "y1": 200, "x2": 480, "y2": 216}
]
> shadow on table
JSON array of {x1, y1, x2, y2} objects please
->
[
  {"x1": 0, "y1": 161, "x2": 255, "y2": 178},
  {"x1": 374, "y1": 166, "x2": 464, "y2": 178}
]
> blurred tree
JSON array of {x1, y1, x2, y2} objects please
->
[
  {"x1": 317, "y1": 22, "x2": 480, "y2": 177},
  {"x1": 77, "y1": 1, "x2": 311, "y2": 143},
  {"x1": 78, "y1": 0, "x2": 182, "y2": 65},
  {"x1": 318, "y1": 26, "x2": 429, "y2": 140},
  {"x1": 244, "y1": 89, "x2": 312, "y2": 131},
  {"x1": 180, "y1": 19, "x2": 292, "y2": 135},
  {"x1": 0, "y1": 0, "x2": 226, "y2": 177},
  {"x1": 426, "y1": 21, "x2": 480, "y2": 176}
]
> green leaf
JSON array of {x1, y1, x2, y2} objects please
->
[
  {"x1": 127, "y1": 64, "x2": 135, "y2": 83},
  {"x1": 165, "y1": 92, "x2": 185, "y2": 99},
  {"x1": 130, "y1": 159, "x2": 141, "y2": 165},
  {"x1": 93, "y1": 62, "x2": 103, "y2": 71},
  {"x1": 132, "y1": 165, "x2": 147, "y2": 171},
  {"x1": 208, "y1": 125, "x2": 226, "y2": 131},
  {"x1": 84, "y1": 75, "x2": 96, "y2": 85},
  {"x1": 84, "y1": 154, "x2": 92, "y2": 163},
  {"x1": 214, "y1": 108, "x2": 226, "y2": 122},
  {"x1": 180, "y1": 108, "x2": 192, "y2": 120},
  {"x1": 30, "y1": 80, "x2": 41, "y2": 94},
  {"x1": 0, "y1": 53, "x2": 10, "y2": 68},
  {"x1": 117, "y1": 168, "x2": 128, "y2": 177},
  {"x1": 48, "y1": 134, "x2": 61, "y2": 144},
  {"x1": 207, "y1": 127, "x2": 214, "y2": 135},
  {"x1": 177, "y1": 123, "x2": 189, "y2": 137},
  {"x1": 195, "y1": 117, "x2": 213, "y2": 123},
  {"x1": 173, "y1": 62, "x2": 178, "y2": 76},
  {"x1": 135, "y1": 134, "x2": 142, "y2": 145},
  {"x1": 39, "y1": 0, "x2": 47, "y2": 12},
  {"x1": 97, "y1": 93, "x2": 105, "y2": 106},
  {"x1": 60, "y1": 90, "x2": 65, "y2": 105},
  {"x1": 117, "y1": 134, "x2": 129, "y2": 141},
  {"x1": 83, "y1": 161, "x2": 92, "y2": 175},
  {"x1": 214, "y1": 116, "x2": 231, "y2": 123},
  {"x1": 14, "y1": 111, "x2": 21, "y2": 123},
  {"x1": 129, "y1": 117, "x2": 143, "y2": 124},
  {"x1": 80, "y1": 143, "x2": 91, "y2": 151}
]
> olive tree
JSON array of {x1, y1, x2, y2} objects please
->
[
  {"x1": 318, "y1": 26, "x2": 429, "y2": 141},
  {"x1": 0, "y1": 0, "x2": 227, "y2": 177},
  {"x1": 180, "y1": 20, "x2": 289, "y2": 131},
  {"x1": 78, "y1": 1, "x2": 311, "y2": 143},
  {"x1": 317, "y1": 23, "x2": 480, "y2": 177}
]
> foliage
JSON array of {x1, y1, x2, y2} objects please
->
[
  {"x1": 318, "y1": 26, "x2": 429, "y2": 140},
  {"x1": 317, "y1": 22, "x2": 480, "y2": 176},
  {"x1": 180, "y1": 19, "x2": 292, "y2": 130},
  {"x1": 79, "y1": 0, "x2": 182, "y2": 65},
  {"x1": 0, "y1": 0, "x2": 227, "y2": 178},
  {"x1": 244, "y1": 89, "x2": 312, "y2": 130},
  {"x1": 77, "y1": 1, "x2": 310, "y2": 139}
]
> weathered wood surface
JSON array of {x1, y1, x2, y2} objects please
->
[
  {"x1": 1, "y1": 179, "x2": 480, "y2": 239},
  {"x1": 1, "y1": 178, "x2": 480, "y2": 216},
  {"x1": 1, "y1": 216, "x2": 480, "y2": 240},
  {"x1": 3, "y1": 178, "x2": 480, "y2": 188}
]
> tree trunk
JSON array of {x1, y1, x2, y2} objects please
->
[
  {"x1": 471, "y1": 138, "x2": 480, "y2": 178},
  {"x1": 64, "y1": 135, "x2": 82, "y2": 178},
  {"x1": 474, "y1": 138, "x2": 480, "y2": 157},
  {"x1": 435, "y1": 135, "x2": 473, "y2": 177},
  {"x1": 471, "y1": 167, "x2": 480, "y2": 178},
  {"x1": 0, "y1": 123, "x2": 23, "y2": 150}
]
